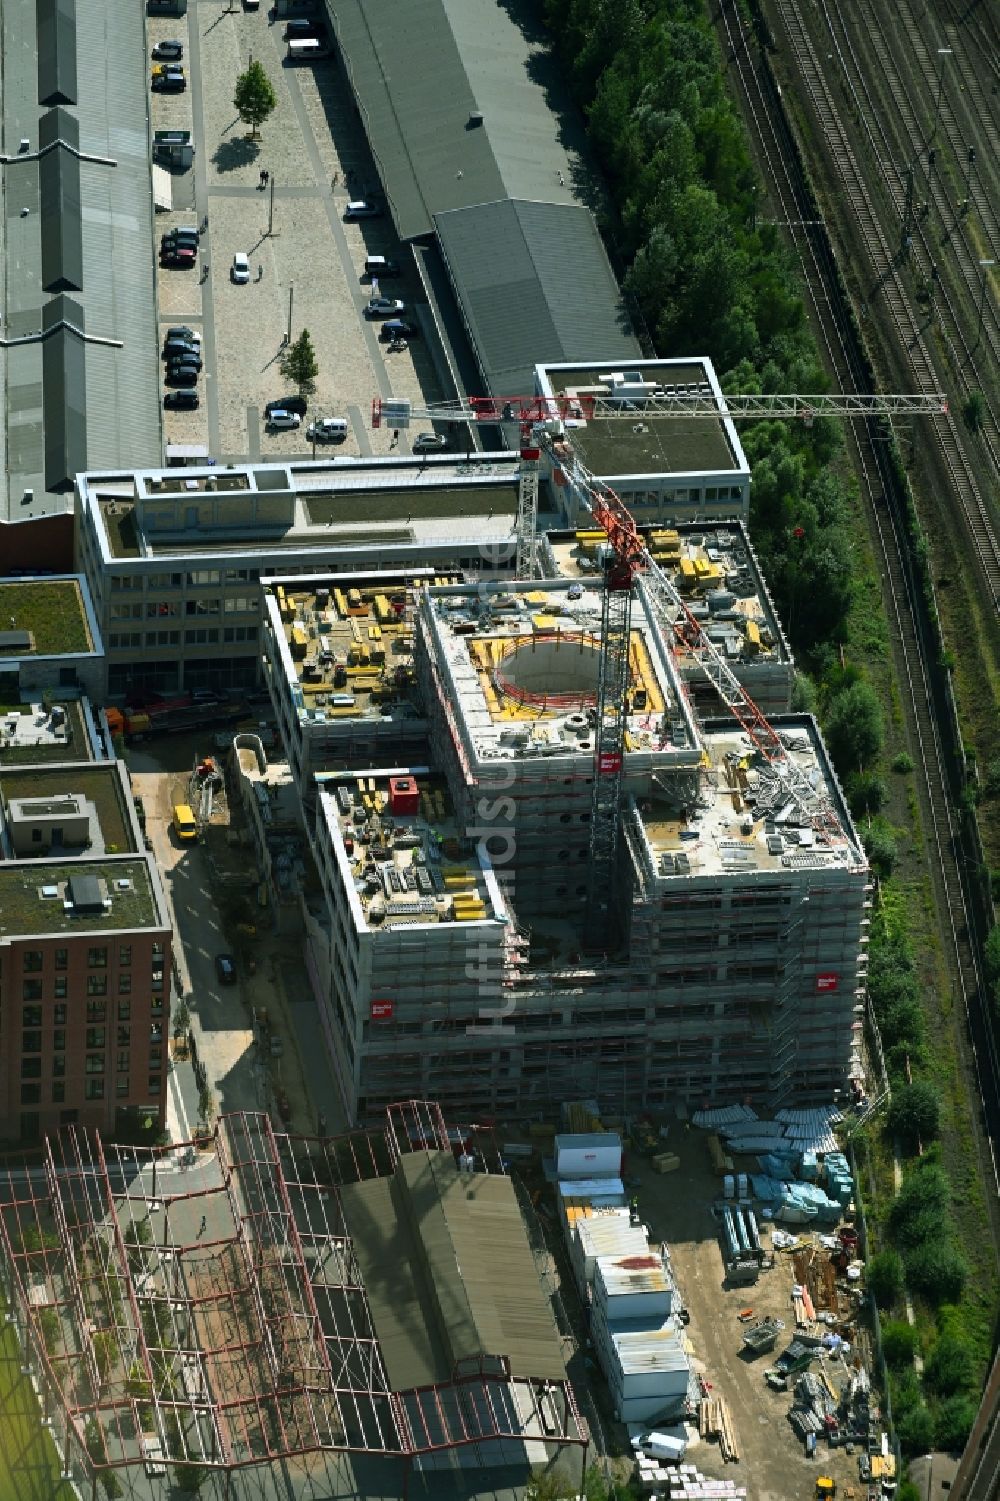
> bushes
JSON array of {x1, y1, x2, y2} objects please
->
[
  {"x1": 904, "y1": 1243, "x2": 968, "y2": 1306},
  {"x1": 824, "y1": 680, "x2": 885, "y2": 773},
  {"x1": 887, "y1": 1081, "x2": 941, "y2": 1150},
  {"x1": 889, "y1": 1163, "x2": 950, "y2": 1247},
  {"x1": 867, "y1": 1249, "x2": 904, "y2": 1309},
  {"x1": 896, "y1": 1400, "x2": 935, "y2": 1456},
  {"x1": 934, "y1": 1394, "x2": 977, "y2": 1452},
  {"x1": 881, "y1": 1320, "x2": 917, "y2": 1366},
  {"x1": 925, "y1": 1333, "x2": 975, "y2": 1397}
]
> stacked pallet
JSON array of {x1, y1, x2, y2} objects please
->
[
  {"x1": 664, "y1": 1466, "x2": 747, "y2": 1499},
  {"x1": 698, "y1": 1397, "x2": 740, "y2": 1462}
]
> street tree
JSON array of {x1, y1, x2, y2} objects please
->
[
  {"x1": 234, "y1": 62, "x2": 276, "y2": 140},
  {"x1": 280, "y1": 328, "x2": 319, "y2": 399}
]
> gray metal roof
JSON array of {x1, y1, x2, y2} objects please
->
[
  {"x1": 1, "y1": 0, "x2": 161, "y2": 523},
  {"x1": 341, "y1": 1151, "x2": 567, "y2": 1392},
  {"x1": 436, "y1": 199, "x2": 639, "y2": 396}
]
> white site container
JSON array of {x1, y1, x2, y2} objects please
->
[
  {"x1": 593, "y1": 1317, "x2": 690, "y2": 1423},
  {"x1": 573, "y1": 1216, "x2": 647, "y2": 1287},
  {"x1": 555, "y1": 1132, "x2": 622, "y2": 1180},
  {"x1": 595, "y1": 1255, "x2": 673, "y2": 1323}
]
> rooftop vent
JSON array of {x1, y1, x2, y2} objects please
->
[
  {"x1": 115, "y1": 878, "x2": 132, "y2": 891},
  {"x1": 67, "y1": 874, "x2": 103, "y2": 914},
  {"x1": 468, "y1": 111, "x2": 484, "y2": 128},
  {"x1": 40, "y1": 884, "x2": 60, "y2": 899}
]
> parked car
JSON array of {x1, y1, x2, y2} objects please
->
[
  {"x1": 161, "y1": 230, "x2": 198, "y2": 250},
  {"x1": 214, "y1": 954, "x2": 237, "y2": 985},
  {"x1": 161, "y1": 246, "x2": 197, "y2": 267},
  {"x1": 264, "y1": 395, "x2": 307, "y2": 416},
  {"x1": 164, "y1": 324, "x2": 201, "y2": 345},
  {"x1": 152, "y1": 40, "x2": 183, "y2": 61},
  {"x1": 284, "y1": 18, "x2": 323, "y2": 39},
  {"x1": 191, "y1": 688, "x2": 224, "y2": 704},
  {"x1": 344, "y1": 199, "x2": 381, "y2": 220},
  {"x1": 164, "y1": 390, "x2": 199, "y2": 410},
  {"x1": 413, "y1": 433, "x2": 448, "y2": 452},
  {"x1": 230, "y1": 252, "x2": 250, "y2": 285},
  {"x1": 166, "y1": 353, "x2": 202, "y2": 373},
  {"x1": 152, "y1": 71, "x2": 186, "y2": 92},
  {"x1": 366, "y1": 296, "x2": 405, "y2": 318},
  {"x1": 152, "y1": 62, "x2": 185, "y2": 78},
  {"x1": 306, "y1": 418, "x2": 349, "y2": 443},
  {"x1": 267, "y1": 409, "x2": 301, "y2": 430},
  {"x1": 162, "y1": 340, "x2": 200, "y2": 362},
  {"x1": 165, "y1": 368, "x2": 199, "y2": 388},
  {"x1": 382, "y1": 318, "x2": 417, "y2": 340},
  {"x1": 364, "y1": 255, "x2": 401, "y2": 279}
]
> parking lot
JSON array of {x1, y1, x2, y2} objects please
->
[{"x1": 149, "y1": 4, "x2": 448, "y2": 462}]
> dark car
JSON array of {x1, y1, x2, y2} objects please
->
[
  {"x1": 152, "y1": 40, "x2": 183, "y2": 61},
  {"x1": 161, "y1": 246, "x2": 197, "y2": 268},
  {"x1": 264, "y1": 395, "x2": 307, "y2": 416},
  {"x1": 382, "y1": 318, "x2": 417, "y2": 340},
  {"x1": 164, "y1": 390, "x2": 199, "y2": 410},
  {"x1": 165, "y1": 367, "x2": 199, "y2": 388},
  {"x1": 344, "y1": 199, "x2": 381, "y2": 221},
  {"x1": 164, "y1": 324, "x2": 200, "y2": 344},
  {"x1": 151, "y1": 72, "x2": 186, "y2": 93},
  {"x1": 214, "y1": 954, "x2": 237, "y2": 986},
  {"x1": 161, "y1": 230, "x2": 198, "y2": 250},
  {"x1": 167, "y1": 353, "x2": 203, "y2": 373},
  {"x1": 163, "y1": 339, "x2": 199, "y2": 361},
  {"x1": 284, "y1": 19, "x2": 323, "y2": 39}
]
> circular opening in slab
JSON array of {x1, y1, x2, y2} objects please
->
[{"x1": 494, "y1": 633, "x2": 601, "y2": 710}]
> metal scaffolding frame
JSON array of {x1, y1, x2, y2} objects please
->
[{"x1": 0, "y1": 1108, "x2": 587, "y2": 1486}]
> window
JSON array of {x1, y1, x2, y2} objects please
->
[
  {"x1": 150, "y1": 1048, "x2": 162, "y2": 1067},
  {"x1": 53, "y1": 1055, "x2": 65, "y2": 1078},
  {"x1": 22, "y1": 1031, "x2": 42, "y2": 1055},
  {"x1": 223, "y1": 625, "x2": 258, "y2": 644},
  {"x1": 224, "y1": 595, "x2": 260, "y2": 613},
  {"x1": 148, "y1": 572, "x2": 183, "y2": 590},
  {"x1": 111, "y1": 602, "x2": 143, "y2": 621},
  {"x1": 87, "y1": 975, "x2": 108, "y2": 996},
  {"x1": 86, "y1": 1027, "x2": 106, "y2": 1049},
  {"x1": 111, "y1": 575, "x2": 142, "y2": 592},
  {"x1": 186, "y1": 570, "x2": 221, "y2": 587},
  {"x1": 22, "y1": 980, "x2": 43, "y2": 1001},
  {"x1": 88, "y1": 947, "x2": 107, "y2": 968},
  {"x1": 185, "y1": 598, "x2": 220, "y2": 617},
  {"x1": 117, "y1": 1024, "x2": 131, "y2": 1046},
  {"x1": 22, "y1": 951, "x2": 43, "y2": 973},
  {"x1": 117, "y1": 1051, "x2": 130, "y2": 1074},
  {"x1": 118, "y1": 1000, "x2": 132, "y2": 1021},
  {"x1": 22, "y1": 1005, "x2": 42, "y2": 1028},
  {"x1": 53, "y1": 1029, "x2": 66, "y2": 1051},
  {"x1": 223, "y1": 568, "x2": 255, "y2": 584},
  {"x1": 21, "y1": 1059, "x2": 42, "y2": 1079},
  {"x1": 55, "y1": 976, "x2": 68, "y2": 999},
  {"x1": 86, "y1": 1055, "x2": 105, "y2": 1075},
  {"x1": 118, "y1": 974, "x2": 132, "y2": 995},
  {"x1": 116, "y1": 1079, "x2": 129, "y2": 1098},
  {"x1": 110, "y1": 632, "x2": 142, "y2": 650},
  {"x1": 118, "y1": 945, "x2": 132, "y2": 967},
  {"x1": 86, "y1": 1001, "x2": 106, "y2": 1023},
  {"x1": 146, "y1": 629, "x2": 180, "y2": 647},
  {"x1": 184, "y1": 627, "x2": 220, "y2": 645},
  {"x1": 148, "y1": 1075, "x2": 161, "y2": 1094},
  {"x1": 145, "y1": 601, "x2": 179, "y2": 618},
  {"x1": 85, "y1": 1079, "x2": 105, "y2": 1101},
  {"x1": 152, "y1": 974, "x2": 164, "y2": 994},
  {"x1": 151, "y1": 997, "x2": 164, "y2": 1016},
  {"x1": 21, "y1": 1085, "x2": 41, "y2": 1105},
  {"x1": 54, "y1": 1004, "x2": 67, "y2": 1026},
  {"x1": 55, "y1": 949, "x2": 68, "y2": 971},
  {"x1": 52, "y1": 1082, "x2": 65, "y2": 1104}
]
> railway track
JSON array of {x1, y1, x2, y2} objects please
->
[
  {"x1": 772, "y1": 0, "x2": 1000, "y2": 609},
  {"x1": 716, "y1": 2, "x2": 999, "y2": 1222}
]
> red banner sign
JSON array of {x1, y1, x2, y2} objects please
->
[
  {"x1": 370, "y1": 1000, "x2": 394, "y2": 1020},
  {"x1": 598, "y1": 751, "x2": 622, "y2": 775},
  {"x1": 815, "y1": 973, "x2": 839, "y2": 993}
]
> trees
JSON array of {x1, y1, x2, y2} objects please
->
[
  {"x1": 233, "y1": 62, "x2": 276, "y2": 140},
  {"x1": 934, "y1": 1394, "x2": 977, "y2": 1452},
  {"x1": 896, "y1": 1400, "x2": 935, "y2": 1456},
  {"x1": 824, "y1": 680, "x2": 884, "y2": 772},
  {"x1": 887, "y1": 1081, "x2": 941, "y2": 1150},
  {"x1": 280, "y1": 329, "x2": 319, "y2": 399},
  {"x1": 889, "y1": 1163, "x2": 950, "y2": 1247},
  {"x1": 904, "y1": 1242, "x2": 968, "y2": 1305},
  {"x1": 867, "y1": 1249, "x2": 904, "y2": 1309},
  {"x1": 882, "y1": 1320, "x2": 918, "y2": 1366},
  {"x1": 926, "y1": 1333, "x2": 974, "y2": 1397}
]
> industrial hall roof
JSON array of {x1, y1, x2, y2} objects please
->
[
  {"x1": 329, "y1": 0, "x2": 641, "y2": 393},
  {"x1": 341, "y1": 1148, "x2": 568, "y2": 1391},
  {"x1": 0, "y1": 0, "x2": 161, "y2": 523}
]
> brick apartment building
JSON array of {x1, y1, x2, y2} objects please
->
[{"x1": 0, "y1": 762, "x2": 172, "y2": 1143}]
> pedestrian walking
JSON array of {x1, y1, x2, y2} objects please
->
[
  {"x1": 262, "y1": 169, "x2": 269, "y2": 187},
  {"x1": 258, "y1": 169, "x2": 265, "y2": 189},
  {"x1": 198, "y1": 1214, "x2": 207, "y2": 1237}
]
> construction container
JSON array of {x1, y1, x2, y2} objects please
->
[
  {"x1": 556, "y1": 1132, "x2": 622, "y2": 1180},
  {"x1": 595, "y1": 1254, "x2": 672, "y2": 1323},
  {"x1": 573, "y1": 1216, "x2": 647, "y2": 1288},
  {"x1": 388, "y1": 775, "x2": 419, "y2": 814},
  {"x1": 592, "y1": 1317, "x2": 690, "y2": 1422}
]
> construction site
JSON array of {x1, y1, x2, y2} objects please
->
[{"x1": 0, "y1": 1103, "x2": 587, "y2": 1496}]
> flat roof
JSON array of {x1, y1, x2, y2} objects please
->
[
  {"x1": 341, "y1": 1150, "x2": 567, "y2": 1390},
  {"x1": 629, "y1": 718, "x2": 866, "y2": 882},
  {"x1": 0, "y1": 857, "x2": 158, "y2": 936},
  {"x1": 420, "y1": 577, "x2": 701, "y2": 768},
  {"x1": 0, "y1": 579, "x2": 93, "y2": 655},
  {"x1": 545, "y1": 522, "x2": 791, "y2": 670},
  {"x1": 0, "y1": 763, "x2": 136, "y2": 852},
  {"x1": 0, "y1": 700, "x2": 90, "y2": 765},
  {"x1": 319, "y1": 771, "x2": 504, "y2": 934},
  {"x1": 537, "y1": 359, "x2": 747, "y2": 479}
]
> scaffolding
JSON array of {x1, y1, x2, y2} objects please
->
[{"x1": 0, "y1": 1109, "x2": 587, "y2": 1489}]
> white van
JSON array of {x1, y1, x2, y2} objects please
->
[{"x1": 287, "y1": 37, "x2": 327, "y2": 61}]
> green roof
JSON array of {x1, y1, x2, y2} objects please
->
[
  {"x1": 305, "y1": 483, "x2": 516, "y2": 526},
  {"x1": 0, "y1": 859, "x2": 158, "y2": 936},
  {"x1": 0, "y1": 581, "x2": 92, "y2": 655},
  {"x1": 0, "y1": 765, "x2": 135, "y2": 851}
]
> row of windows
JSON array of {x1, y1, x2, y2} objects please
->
[
  {"x1": 111, "y1": 569, "x2": 259, "y2": 591},
  {"x1": 22, "y1": 1048, "x2": 158, "y2": 1079},
  {"x1": 24, "y1": 1001, "x2": 133, "y2": 1027},
  {"x1": 23, "y1": 946, "x2": 132, "y2": 971},
  {"x1": 23, "y1": 1025, "x2": 133, "y2": 1052},
  {"x1": 21, "y1": 1077, "x2": 161, "y2": 1105},
  {"x1": 111, "y1": 595, "x2": 263, "y2": 622},
  {"x1": 24, "y1": 974, "x2": 135, "y2": 1001}
]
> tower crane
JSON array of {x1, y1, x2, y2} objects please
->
[{"x1": 373, "y1": 385, "x2": 946, "y2": 946}]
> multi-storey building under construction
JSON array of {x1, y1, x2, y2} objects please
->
[{"x1": 271, "y1": 570, "x2": 870, "y2": 1125}]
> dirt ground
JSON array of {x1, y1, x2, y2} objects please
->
[{"x1": 516, "y1": 1122, "x2": 874, "y2": 1501}]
